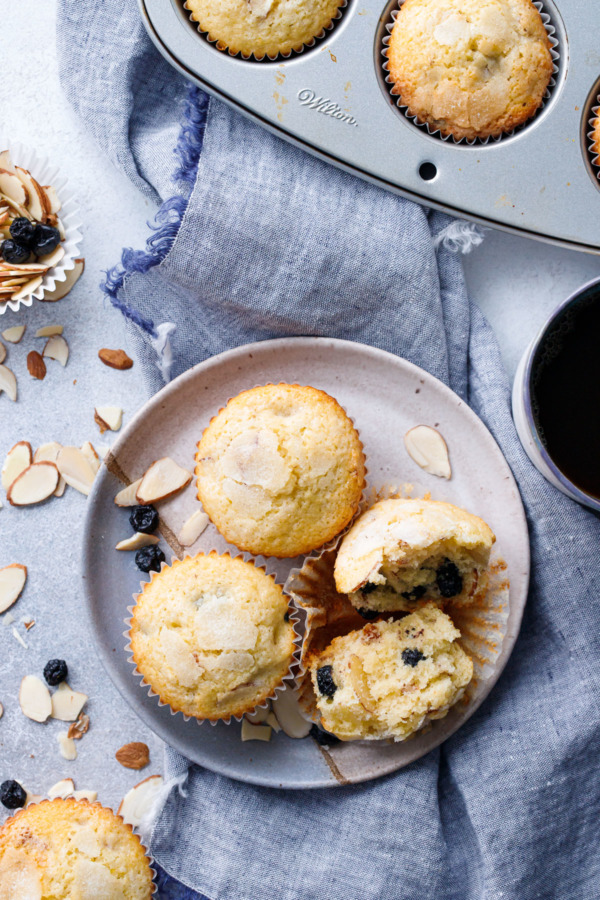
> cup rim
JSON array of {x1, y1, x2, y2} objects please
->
[{"x1": 520, "y1": 274, "x2": 600, "y2": 512}]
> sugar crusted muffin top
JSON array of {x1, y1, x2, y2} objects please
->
[
  {"x1": 185, "y1": 0, "x2": 343, "y2": 58},
  {"x1": 309, "y1": 603, "x2": 473, "y2": 741},
  {"x1": 129, "y1": 553, "x2": 295, "y2": 720},
  {"x1": 195, "y1": 384, "x2": 365, "y2": 558},
  {"x1": 0, "y1": 798, "x2": 153, "y2": 900},
  {"x1": 387, "y1": 0, "x2": 553, "y2": 140}
]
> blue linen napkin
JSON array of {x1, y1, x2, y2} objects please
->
[{"x1": 58, "y1": 3, "x2": 600, "y2": 898}]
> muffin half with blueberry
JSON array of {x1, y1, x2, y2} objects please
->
[{"x1": 334, "y1": 498, "x2": 495, "y2": 614}]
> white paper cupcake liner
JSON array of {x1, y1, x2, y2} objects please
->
[
  {"x1": 380, "y1": 0, "x2": 560, "y2": 146},
  {"x1": 587, "y1": 101, "x2": 600, "y2": 175},
  {"x1": 0, "y1": 135, "x2": 82, "y2": 315}
]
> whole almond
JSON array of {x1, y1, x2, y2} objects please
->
[
  {"x1": 98, "y1": 348, "x2": 133, "y2": 370},
  {"x1": 115, "y1": 741, "x2": 150, "y2": 770},
  {"x1": 27, "y1": 350, "x2": 46, "y2": 381}
]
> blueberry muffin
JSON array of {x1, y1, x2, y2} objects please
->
[
  {"x1": 0, "y1": 798, "x2": 153, "y2": 899},
  {"x1": 334, "y1": 498, "x2": 495, "y2": 614},
  {"x1": 195, "y1": 384, "x2": 365, "y2": 558},
  {"x1": 129, "y1": 553, "x2": 295, "y2": 720},
  {"x1": 387, "y1": 0, "x2": 553, "y2": 140},
  {"x1": 309, "y1": 603, "x2": 473, "y2": 741},
  {"x1": 185, "y1": 0, "x2": 343, "y2": 59}
]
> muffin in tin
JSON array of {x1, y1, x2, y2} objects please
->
[
  {"x1": 387, "y1": 0, "x2": 553, "y2": 140},
  {"x1": 195, "y1": 384, "x2": 365, "y2": 558},
  {"x1": 309, "y1": 603, "x2": 473, "y2": 741},
  {"x1": 334, "y1": 498, "x2": 495, "y2": 614},
  {"x1": 0, "y1": 798, "x2": 153, "y2": 899},
  {"x1": 129, "y1": 553, "x2": 295, "y2": 721},
  {"x1": 185, "y1": 0, "x2": 344, "y2": 59}
]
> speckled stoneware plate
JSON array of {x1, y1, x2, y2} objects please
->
[{"x1": 82, "y1": 337, "x2": 529, "y2": 789}]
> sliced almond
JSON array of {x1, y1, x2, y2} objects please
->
[
  {"x1": 94, "y1": 406, "x2": 122, "y2": 433},
  {"x1": 0, "y1": 262, "x2": 48, "y2": 274},
  {"x1": 0, "y1": 169, "x2": 28, "y2": 206},
  {"x1": 98, "y1": 348, "x2": 133, "y2": 370},
  {"x1": 272, "y1": 689, "x2": 312, "y2": 739},
  {"x1": 0, "y1": 191, "x2": 32, "y2": 220},
  {"x1": 14, "y1": 166, "x2": 49, "y2": 220},
  {"x1": 0, "y1": 703, "x2": 3, "y2": 719},
  {"x1": 404, "y1": 425, "x2": 452, "y2": 480},
  {"x1": 41, "y1": 185, "x2": 61, "y2": 215},
  {"x1": 67, "y1": 713, "x2": 90, "y2": 740},
  {"x1": 115, "y1": 741, "x2": 150, "y2": 770},
  {"x1": 43, "y1": 334, "x2": 69, "y2": 367},
  {"x1": 0, "y1": 364, "x2": 17, "y2": 401},
  {"x1": 51, "y1": 682, "x2": 88, "y2": 722},
  {"x1": 114, "y1": 479, "x2": 143, "y2": 507},
  {"x1": 1, "y1": 325, "x2": 26, "y2": 343},
  {"x1": 241, "y1": 720, "x2": 271, "y2": 742},
  {"x1": 7, "y1": 462, "x2": 59, "y2": 506},
  {"x1": 38, "y1": 258, "x2": 84, "y2": 302},
  {"x1": 2, "y1": 441, "x2": 33, "y2": 491},
  {"x1": 0, "y1": 564, "x2": 27, "y2": 614},
  {"x1": 24, "y1": 790, "x2": 45, "y2": 807},
  {"x1": 12, "y1": 276, "x2": 44, "y2": 301},
  {"x1": 115, "y1": 532, "x2": 160, "y2": 551},
  {"x1": 266, "y1": 711, "x2": 282, "y2": 732},
  {"x1": 27, "y1": 351, "x2": 46, "y2": 381},
  {"x1": 136, "y1": 457, "x2": 192, "y2": 504},
  {"x1": 37, "y1": 245, "x2": 65, "y2": 269},
  {"x1": 34, "y1": 442, "x2": 65, "y2": 496},
  {"x1": 118, "y1": 775, "x2": 164, "y2": 828},
  {"x1": 244, "y1": 705, "x2": 271, "y2": 725},
  {"x1": 178, "y1": 510, "x2": 209, "y2": 547},
  {"x1": 47, "y1": 778, "x2": 75, "y2": 800},
  {"x1": 0, "y1": 342, "x2": 5, "y2": 364},
  {"x1": 19, "y1": 675, "x2": 52, "y2": 722},
  {"x1": 57, "y1": 732, "x2": 77, "y2": 760},
  {"x1": 80, "y1": 441, "x2": 100, "y2": 474},
  {"x1": 35, "y1": 325, "x2": 63, "y2": 337},
  {"x1": 56, "y1": 446, "x2": 96, "y2": 495},
  {"x1": 72, "y1": 790, "x2": 97, "y2": 802}
]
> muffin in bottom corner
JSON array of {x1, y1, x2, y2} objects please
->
[
  {"x1": 0, "y1": 798, "x2": 153, "y2": 900},
  {"x1": 129, "y1": 553, "x2": 296, "y2": 720}
]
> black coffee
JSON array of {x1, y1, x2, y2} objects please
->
[{"x1": 531, "y1": 287, "x2": 600, "y2": 500}]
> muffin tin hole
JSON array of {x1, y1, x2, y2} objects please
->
[
  {"x1": 419, "y1": 162, "x2": 437, "y2": 181},
  {"x1": 581, "y1": 75, "x2": 600, "y2": 191},
  {"x1": 375, "y1": 0, "x2": 565, "y2": 148}
]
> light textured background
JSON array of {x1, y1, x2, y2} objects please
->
[{"x1": 0, "y1": 0, "x2": 599, "y2": 820}]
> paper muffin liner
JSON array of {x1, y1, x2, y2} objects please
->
[
  {"x1": 183, "y1": 0, "x2": 348, "y2": 62},
  {"x1": 0, "y1": 135, "x2": 82, "y2": 315},
  {"x1": 586, "y1": 100, "x2": 600, "y2": 177},
  {"x1": 285, "y1": 483, "x2": 510, "y2": 734},
  {"x1": 124, "y1": 550, "x2": 303, "y2": 727},
  {"x1": 380, "y1": 0, "x2": 560, "y2": 146}
]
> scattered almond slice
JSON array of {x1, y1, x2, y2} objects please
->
[
  {"x1": 56, "y1": 446, "x2": 96, "y2": 495},
  {"x1": 118, "y1": 775, "x2": 164, "y2": 828},
  {"x1": 116, "y1": 532, "x2": 159, "y2": 551},
  {"x1": 35, "y1": 325, "x2": 63, "y2": 337},
  {"x1": 19, "y1": 675, "x2": 52, "y2": 722},
  {"x1": 0, "y1": 703, "x2": 4, "y2": 719},
  {"x1": 245, "y1": 705, "x2": 271, "y2": 725},
  {"x1": 115, "y1": 742, "x2": 150, "y2": 770},
  {"x1": 114, "y1": 479, "x2": 142, "y2": 507},
  {"x1": 98, "y1": 348, "x2": 133, "y2": 370},
  {"x1": 136, "y1": 457, "x2": 192, "y2": 504},
  {"x1": 0, "y1": 564, "x2": 27, "y2": 614},
  {"x1": 43, "y1": 334, "x2": 69, "y2": 367},
  {"x1": 14, "y1": 166, "x2": 48, "y2": 221},
  {"x1": 33, "y1": 442, "x2": 65, "y2": 496},
  {"x1": 27, "y1": 351, "x2": 46, "y2": 381},
  {"x1": 0, "y1": 342, "x2": 5, "y2": 364},
  {"x1": 94, "y1": 406, "x2": 122, "y2": 433},
  {"x1": 38, "y1": 258, "x2": 84, "y2": 302},
  {"x1": 0, "y1": 191, "x2": 32, "y2": 220},
  {"x1": 12, "y1": 276, "x2": 44, "y2": 301},
  {"x1": 51, "y1": 682, "x2": 88, "y2": 722},
  {"x1": 58, "y1": 732, "x2": 77, "y2": 760},
  {"x1": 2, "y1": 325, "x2": 26, "y2": 343},
  {"x1": 47, "y1": 778, "x2": 75, "y2": 800},
  {"x1": 178, "y1": 509, "x2": 209, "y2": 547},
  {"x1": 272, "y1": 690, "x2": 313, "y2": 739},
  {"x1": 7, "y1": 462, "x2": 59, "y2": 506},
  {"x1": 404, "y1": 425, "x2": 452, "y2": 479},
  {"x1": 266, "y1": 711, "x2": 282, "y2": 732},
  {"x1": 72, "y1": 790, "x2": 97, "y2": 802},
  {"x1": 0, "y1": 364, "x2": 17, "y2": 401},
  {"x1": 241, "y1": 720, "x2": 271, "y2": 742},
  {"x1": 37, "y1": 245, "x2": 65, "y2": 269},
  {"x1": 0, "y1": 169, "x2": 28, "y2": 206},
  {"x1": 2, "y1": 441, "x2": 32, "y2": 491},
  {"x1": 24, "y1": 789, "x2": 45, "y2": 807},
  {"x1": 67, "y1": 713, "x2": 90, "y2": 740},
  {"x1": 12, "y1": 626, "x2": 28, "y2": 649},
  {"x1": 80, "y1": 441, "x2": 100, "y2": 475}
]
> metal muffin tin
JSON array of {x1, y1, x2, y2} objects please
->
[{"x1": 140, "y1": 0, "x2": 600, "y2": 253}]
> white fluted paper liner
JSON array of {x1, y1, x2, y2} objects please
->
[
  {"x1": 0, "y1": 135, "x2": 82, "y2": 315},
  {"x1": 124, "y1": 550, "x2": 302, "y2": 727},
  {"x1": 285, "y1": 483, "x2": 510, "y2": 735},
  {"x1": 183, "y1": 0, "x2": 347, "y2": 62},
  {"x1": 587, "y1": 102, "x2": 600, "y2": 174},
  {"x1": 380, "y1": 0, "x2": 559, "y2": 146}
]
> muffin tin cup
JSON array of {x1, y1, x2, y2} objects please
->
[
  {"x1": 183, "y1": 0, "x2": 348, "y2": 62},
  {"x1": 285, "y1": 482, "x2": 511, "y2": 737},
  {"x1": 587, "y1": 100, "x2": 600, "y2": 175},
  {"x1": 124, "y1": 550, "x2": 303, "y2": 728},
  {"x1": 380, "y1": 0, "x2": 560, "y2": 147}
]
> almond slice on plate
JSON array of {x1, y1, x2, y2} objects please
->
[
  {"x1": 0, "y1": 364, "x2": 17, "y2": 401},
  {"x1": 7, "y1": 462, "x2": 59, "y2": 506},
  {"x1": 178, "y1": 510, "x2": 209, "y2": 547},
  {"x1": 35, "y1": 325, "x2": 63, "y2": 337},
  {"x1": 56, "y1": 446, "x2": 96, "y2": 496},
  {"x1": 241, "y1": 720, "x2": 271, "y2": 742},
  {"x1": 114, "y1": 479, "x2": 143, "y2": 507},
  {"x1": 72, "y1": 789, "x2": 97, "y2": 802},
  {"x1": 404, "y1": 425, "x2": 452, "y2": 480},
  {"x1": 19, "y1": 675, "x2": 52, "y2": 722},
  {"x1": 272, "y1": 689, "x2": 312, "y2": 739},
  {"x1": 118, "y1": 775, "x2": 164, "y2": 828},
  {"x1": 115, "y1": 742, "x2": 150, "y2": 770},
  {"x1": 57, "y1": 732, "x2": 77, "y2": 760},
  {"x1": 244, "y1": 705, "x2": 271, "y2": 725},
  {"x1": 0, "y1": 342, "x2": 5, "y2": 364},
  {"x1": 1, "y1": 325, "x2": 26, "y2": 343},
  {"x1": 115, "y1": 532, "x2": 160, "y2": 551},
  {"x1": 43, "y1": 334, "x2": 69, "y2": 366},
  {"x1": 34, "y1": 442, "x2": 66, "y2": 497},
  {"x1": 2, "y1": 441, "x2": 32, "y2": 491},
  {"x1": 38, "y1": 258, "x2": 84, "y2": 303},
  {"x1": 98, "y1": 348, "x2": 133, "y2": 370},
  {"x1": 94, "y1": 406, "x2": 122, "y2": 433},
  {"x1": 51, "y1": 682, "x2": 88, "y2": 722},
  {"x1": 136, "y1": 457, "x2": 192, "y2": 504},
  {"x1": 0, "y1": 564, "x2": 27, "y2": 614},
  {"x1": 27, "y1": 351, "x2": 46, "y2": 381},
  {"x1": 80, "y1": 441, "x2": 100, "y2": 475},
  {"x1": 12, "y1": 275, "x2": 44, "y2": 301},
  {"x1": 47, "y1": 778, "x2": 75, "y2": 800}
]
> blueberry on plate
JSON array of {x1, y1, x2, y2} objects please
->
[
  {"x1": 1, "y1": 239, "x2": 30, "y2": 264},
  {"x1": 0, "y1": 780, "x2": 27, "y2": 810},
  {"x1": 43, "y1": 658, "x2": 68, "y2": 686},
  {"x1": 135, "y1": 545, "x2": 165, "y2": 573},
  {"x1": 9, "y1": 217, "x2": 36, "y2": 246},
  {"x1": 129, "y1": 505, "x2": 159, "y2": 534},
  {"x1": 31, "y1": 223, "x2": 60, "y2": 257}
]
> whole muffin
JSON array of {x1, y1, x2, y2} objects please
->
[
  {"x1": 0, "y1": 798, "x2": 153, "y2": 899},
  {"x1": 185, "y1": 0, "x2": 343, "y2": 58},
  {"x1": 387, "y1": 0, "x2": 553, "y2": 140},
  {"x1": 309, "y1": 603, "x2": 473, "y2": 741},
  {"x1": 129, "y1": 553, "x2": 295, "y2": 720},
  {"x1": 196, "y1": 384, "x2": 365, "y2": 558},
  {"x1": 334, "y1": 498, "x2": 495, "y2": 614}
]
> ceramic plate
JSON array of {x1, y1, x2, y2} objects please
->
[{"x1": 82, "y1": 337, "x2": 529, "y2": 788}]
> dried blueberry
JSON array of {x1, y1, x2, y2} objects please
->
[
  {"x1": 316, "y1": 665, "x2": 337, "y2": 697},
  {"x1": 129, "y1": 504, "x2": 159, "y2": 534},
  {"x1": 135, "y1": 545, "x2": 165, "y2": 573},
  {"x1": 436, "y1": 560, "x2": 463, "y2": 598},
  {"x1": 360, "y1": 582, "x2": 378, "y2": 595},
  {"x1": 284, "y1": 612, "x2": 290, "y2": 622},
  {"x1": 30, "y1": 224, "x2": 60, "y2": 257},
  {"x1": 401, "y1": 585, "x2": 427, "y2": 601},
  {"x1": 357, "y1": 607, "x2": 379, "y2": 620},
  {"x1": 402, "y1": 648, "x2": 426, "y2": 667},
  {"x1": 1, "y1": 239, "x2": 30, "y2": 264},
  {"x1": 0, "y1": 780, "x2": 26, "y2": 810},
  {"x1": 9, "y1": 217, "x2": 36, "y2": 245},
  {"x1": 309, "y1": 724, "x2": 340, "y2": 746},
  {"x1": 43, "y1": 658, "x2": 68, "y2": 686}
]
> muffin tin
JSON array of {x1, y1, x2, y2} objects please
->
[{"x1": 139, "y1": 0, "x2": 600, "y2": 253}]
